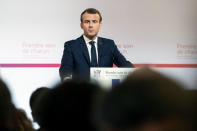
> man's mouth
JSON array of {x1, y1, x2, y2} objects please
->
[{"x1": 88, "y1": 30, "x2": 94, "y2": 33}]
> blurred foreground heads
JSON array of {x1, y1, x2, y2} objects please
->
[
  {"x1": 99, "y1": 67, "x2": 196, "y2": 131},
  {"x1": 34, "y1": 80, "x2": 103, "y2": 131},
  {"x1": 0, "y1": 79, "x2": 14, "y2": 130},
  {"x1": 0, "y1": 79, "x2": 34, "y2": 131},
  {"x1": 29, "y1": 87, "x2": 50, "y2": 131}
]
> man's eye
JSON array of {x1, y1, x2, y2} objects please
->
[
  {"x1": 92, "y1": 20, "x2": 98, "y2": 23},
  {"x1": 84, "y1": 20, "x2": 90, "y2": 23}
]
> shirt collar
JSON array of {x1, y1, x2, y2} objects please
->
[{"x1": 83, "y1": 35, "x2": 98, "y2": 44}]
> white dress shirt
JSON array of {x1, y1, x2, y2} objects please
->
[{"x1": 83, "y1": 35, "x2": 98, "y2": 63}]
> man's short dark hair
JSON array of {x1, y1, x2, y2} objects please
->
[{"x1": 80, "y1": 8, "x2": 102, "y2": 23}]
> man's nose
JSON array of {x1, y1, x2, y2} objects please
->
[{"x1": 89, "y1": 21, "x2": 93, "y2": 27}]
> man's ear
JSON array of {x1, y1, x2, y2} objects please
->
[
  {"x1": 99, "y1": 22, "x2": 102, "y2": 29},
  {"x1": 100, "y1": 22, "x2": 102, "y2": 27},
  {"x1": 80, "y1": 23, "x2": 83, "y2": 29}
]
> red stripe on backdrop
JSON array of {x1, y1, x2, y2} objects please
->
[
  {"x1": 134, "y1": 64, "x2": 197, "y2": 68},
  {"x1": 0, "y1": 64, "x2": 61, "y2": 68},
  {"x1": 0, "y1": 63, "x2": 197, "y2": 68},
  {"x1": 112, "y1": 64, "x2": 197, "y2": 68}
]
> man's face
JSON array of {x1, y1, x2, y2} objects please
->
[{"x1": 80, "y1": 12, "x2": 102, "y2": 40}]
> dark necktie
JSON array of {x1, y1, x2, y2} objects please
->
[{"x1": 89, "y1": 41, "x2": 98, "y2": 67}]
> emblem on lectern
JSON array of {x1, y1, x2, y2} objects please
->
[{"x1": 94, "y1": 70, "x2": 101, "y2": 78}]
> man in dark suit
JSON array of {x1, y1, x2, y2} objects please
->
[{"x1": 59, "y1": 8, "x2": 134, "y2": 81}]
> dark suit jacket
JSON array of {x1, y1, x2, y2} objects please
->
[{"x1": 59, "y1": 35, "x2": 133, "y2": 81}]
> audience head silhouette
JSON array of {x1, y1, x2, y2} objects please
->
[
  {"x1": 99, "y1": 67, "x2": 194, "y2": 131},
  {"x1": 0, "y1": 79, "x2": 14, "y2": 130},
  {"x1": 35, "y1": 80, "x2": 102, "y2": 131},
  {"x1": 29, "y1": 86, "x2": 50, "y2": 131},
  {"x1": 0, "y1": 79, "x2": 35, "y2": 131}
]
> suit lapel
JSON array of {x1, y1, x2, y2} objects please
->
[
  {"x1": 97, "y1": 37, "x2": 105, "y2": 66},
  {"x1": 78, "y1": 36, "x2": 91, "y2": 66}
]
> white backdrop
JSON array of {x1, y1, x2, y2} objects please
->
[{"x1": 0, "y1": 0, "x2": 197, "y2": 128}]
